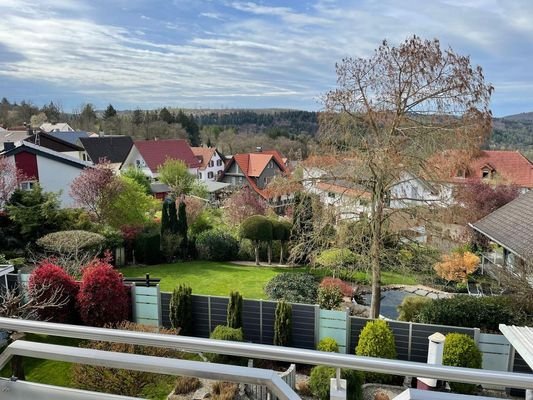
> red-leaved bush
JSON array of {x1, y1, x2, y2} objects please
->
[
  {"x1": 77, "y1": 260, "x2": 130, "y2": 327},
  {"x1": 320, "y1": 277, "x2": 353, "y2": 297},
  {"x1": 29, "y1": 261, "x2": 79, "y2": 323}
]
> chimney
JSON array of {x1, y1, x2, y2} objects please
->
[
  {"x1": 3, "y1": 142, "x2": 15, "y2": 151},
  {"x1": 256, "y1": 146, "x2": 262, "y2": 152}
]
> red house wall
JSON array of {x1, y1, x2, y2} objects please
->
[{"x1": 14, "y1": 152, "x2": 39, "y2": 180}]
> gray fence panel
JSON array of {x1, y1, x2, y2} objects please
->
[
  {"x1": 161, "y1": 293, "x2": 171, "y2": 328},
  {"x1": 261, "y1": 301, "x2": 276, "y2": 345},
  {"x1": 388, "y1": 322, "x2": 410, "y2": 361},
  {"x1": 291, "y1": 304, "x2": 315, "y2": 350},
  {"x1": 410, "y1": 323, "x2": 475, "y2": 363},
  {"x1": 242, "y1": 300, "x2": 261, "y2": 343},
  {"x1": 191, "y1": 295, "x2": 210, "y2": 337},
  {"x1": 210, "y1": 297, "x2": 229, "y2": 330}
]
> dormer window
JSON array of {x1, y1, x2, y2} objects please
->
[{"x1": 482, "y1": 169, "x2": 490, "y2": 179}]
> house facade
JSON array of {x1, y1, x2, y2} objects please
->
[
  {"x1": 0, "y1": 141, "x2": 91, "y2": 207},
  {"x1": 121, "y1": 139, "x2": 200, "y2": 179},
  {"x1": 191, "y1": 147, "x2": 225, "y2": 182},
  {"x1": 221, "y1": 151, "x2": 287, "y2": 199},
  {"x1": 40, "y1": 122, "x2": 75, "y2": 133}
]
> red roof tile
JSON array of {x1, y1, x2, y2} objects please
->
[
  {"x1": 191, "y1": 147, "x2": 216, "y2": 170},
  {"x1": 134, "y1": 139, "x2": 200, "y2": 172},
  {"x1": 452, "y1": 150, "x2": 533, "y2": 188}
]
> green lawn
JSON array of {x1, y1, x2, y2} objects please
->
[{"x1": 120, "y1": 261, "x2": 304, "y2": 298}]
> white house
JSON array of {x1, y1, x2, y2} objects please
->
[
  {"x1": 40, "y1": 122, "x2": 75, "y2": 133},
  {"x1": 191, "y1": 147, "x2": 225, "y2": 182},
  {"x1": 0, "y1": 141, "x2": 91, "y2": 207},
  {"x1": 120, "y1": 139, "x2": 200, "y2": 179}
]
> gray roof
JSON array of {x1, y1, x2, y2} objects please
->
[
  {"x1": 79, "y1": 136, "x2": 133, "y2": 164},
  {"x1": 48, "y1": 131, "x2": 90, "y2": 145},
  {"x1": 205, "y1": 180, "x2": 231, "y2": 193},
  {"x1": 0, "y1": 130, "x2": 29, "y2": 150},
  {"x1": 471, "y1": 190, "x2": 533, "y2": 258}
]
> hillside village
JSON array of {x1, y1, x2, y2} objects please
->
[{"x1": 1, "y1": 13, "x2": 533, "y2": 400}]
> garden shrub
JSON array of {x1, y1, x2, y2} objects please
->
[
  {"x1": 134, "y1": 229, "x2": 161, "y2": 265},
  {"x1": 28, "y1": 261, "x2": 79, "y2": 323},
  {"x1": 309, "y1": 366, "x2": 363, "y2": 400},
  {"x1": 265, "y1": 272, "x2": 319, "y2": 304},
  {"x1": 170, "y1": 284, "x2": 193, "y2": 335},
  {"x1": 397, "y1": 296, "x2": 432, "y2": 322},
  {"x1": 37, "y1": 230, "x2": 105, "y2": 254},
  {"x1": 318, "y1": 284, "x2": 344, "y2": 310},
  {"x1": 160, "y1": 232, "x2": 181, "y2": 262},
  {"x1": 196, "y1": 230, "x2": 239, "y2": 261},
  {"x1": 173, "y1": 376, "x2": 201, "y2": 394},
  {"x1": 443, "y1": 333, "x2": 482, "y2": 394},
  {"x1": 315, "y1": 248, "x2": 357, "y2": 270},
  {"x1": 274, "y1": 300, "x2": 292, "y2": 346},
  {"x1": 72, "y1": 322, "x2": 180, "y2": 397},
  {"x1": 206, "y1": 325, "x2": 244, "y2": 364},
  {"x1": 77, "y1": 261, "x2": 130, "y2": 326},
  {"x1": 415, "y1": 295, "x2": 519, "y2": 332},
  {"x1": 317, "y1": 337, "x2": 339, "y2": 353},
  {"x1": 355, "y1": 320, "x2": 397, "y2": 383},
  {"x1": 320, "y1": 277, "x2": 353, "y2": 297},
  {"x1": 237, "y1": 239, "x2": 281, "y2": 262},
  {"x1": 227, "y1": 291, "x2": 243, "y2": 329},
  {"x1": 240, "y1": 215, "x2": 273, "y2": 264}
]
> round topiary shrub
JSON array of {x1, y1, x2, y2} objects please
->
[
  {"x1": 265, "y1": 272, "x2": 319, "y2": 304},
  {"x1": 28, "y1": 261, "x2": 79, "y2": 323},
  {"x1": 397, "y1": 296, "x2": 432, "y2": 322},
  {"x1": 318, "y1": 285, "x2": 344, "y2": 310},
  {"x1": 309, "y1": 366, "x2": 363, "y2": 400},
  {"x1": 37, "y1": 230, "x2": 105, "y2": 254},
  {"x1": 355, "y1": 320, "x2": 397, "y2": 383},
  {"x1": 206, "y1": 325, "x2": 244, "y2": 365},
  {"x1": 196, "y1": 230, "x2": 239, "y2": 261},
  {"x1": 443, "y1": 333, "x2": 482, "y2": 394},
  {"x1": 77, "y1": 261, "x2": 130, "y2": 327},
  {"x1": 317, "y1": 337, "x2": 339, "y2": 353}
]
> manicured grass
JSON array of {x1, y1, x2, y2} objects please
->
[
  {"x1": 0, "y1": 334, "x2": 79, "y2": 387},
  {"x1": 120, "y1": 261, "x2": 305, "y2": 298}
]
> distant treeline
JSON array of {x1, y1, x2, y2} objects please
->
[{"x1": 195, "y1": 110, "x2": 319, "y2": 136}]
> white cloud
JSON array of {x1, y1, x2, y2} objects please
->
[{"x1": 0, "y1": 0, "x2": 532, "y2": 112}]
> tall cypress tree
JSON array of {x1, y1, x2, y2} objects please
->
[
  {"x1": 161, "y1": 198, "x2": 171, "y2": 234},
  {"x1": 169, "y1": 199, "x2": 179, "y2": 234},
  {"x1": 177, "y1": 201, "x2": 188, "y2": 257}
]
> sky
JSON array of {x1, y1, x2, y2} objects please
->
[{"x1": 0, "y1": 0, "x2": 532, "y2": 116}]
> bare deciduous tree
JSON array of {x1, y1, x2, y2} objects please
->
[{"x1": 315, "y1": 36, "x2": 493, "y2": 317}]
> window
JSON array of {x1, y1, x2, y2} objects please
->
[
  {"x1": 482, "y1": 169, "x2": 491, "y2": 179},
  {"x1": 19, "y1": 181, "x2": 36, "y2": 191},
  {"x1": 268, "y1": 161, "x2": 274, "y2": 169},
  {"x1": 198, "y1": 172, "x2": 203, "y2": 179},
  {"x1": 208, "y1": 171, "x2": 214, "y2": 179},
  {"x1": 208, "y1": 160, "x2": 214, "y2": 168},
  {"x1": 328, "y1": 192, "x2": 336, "y2": 198},
  {"x1": 216, "y1": 159, "x2": 222, "y2": 166}
]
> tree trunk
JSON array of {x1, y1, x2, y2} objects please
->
[
  {"x1": 11, "y1": 356, "x2": 25, "y2": 380},
  {"x1": 254, "y1": 242, "x2": 259, "y2": 266},
  {"x1": 267, "y1": 241, "x2": 272, "y2": 265},
  {"x1": 279, "y1": 242, "x2": 284, "y2": 265},
  {"x1": 370, "y1": 188, "x2": 385, "y2": 319}
]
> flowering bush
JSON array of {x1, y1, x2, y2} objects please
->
[
  {"x1": 320, "y1": 277, "x2": 353, "y2": 297},
  {"x1": 77, "y1": 260, "x2": 130, "y2": 326},
  {"x1": 28, "y1": 261, "x2": 79, "y2": 323}
]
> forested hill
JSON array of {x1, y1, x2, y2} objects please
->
[
  {"x1": 490, "y1": 114, "x2": 533, "y2": 153},
  {"x1": 192, "y1": 109, "x2": 319, "y2": 136}
]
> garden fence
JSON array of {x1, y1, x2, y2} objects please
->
[{"x1": 6, "y1": 273, "x2": 532, "y2": 379}]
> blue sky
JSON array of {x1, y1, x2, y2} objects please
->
[{"x1": 0, "y1": 0, "x2": 532, "y2": 116}]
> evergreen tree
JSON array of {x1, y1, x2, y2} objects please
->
[
  {"x1": 177, "y1": 201, "x2": 188, "y2": 257},
  {"x1": 206, "y1": 137, "x2": 212, "y2": 147},
  {"x1": 161, "y1": 198, "x2": 172, "y2": 234},
  {"x1": 103, "y1": 104, "x2": 117, "y2": 120},
  {"x1": 227, "y1": 291, "x2": 243, "y2": 329},
  {"x1": 187, "y1": 114, "x2": 200, "y2": 146},
  {"x1": 132, "y1": 109, "x2": 143, "y2": 126},
  {"x1": 159, "y1": 107, "x2": 174, "y2": 124},
  {"x1": 168, "y1": 199, "x2": 179, "y2": 234},
  {"x1": 42, "y1": 101, "x2": 61, "y2": 122},
  {"x1": 290, "y1": 192, "x2": 314, "y2": 264}
]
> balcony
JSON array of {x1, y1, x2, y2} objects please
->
[{"x1": 0, "y1": 318, "x2": 533, "y2": 400}]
